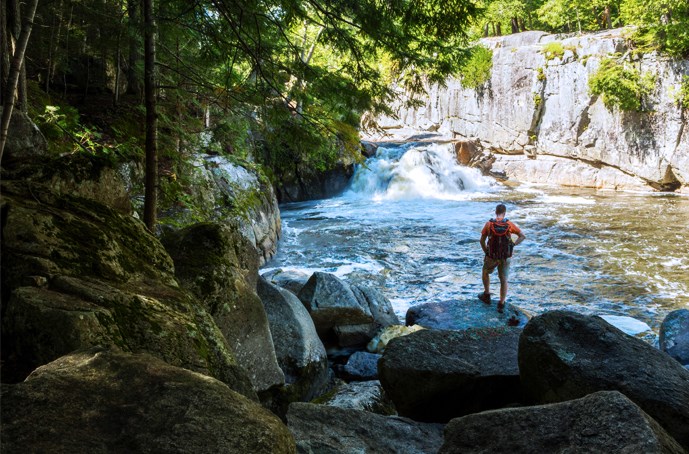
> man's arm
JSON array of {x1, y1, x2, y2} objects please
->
[
  {"x1": 480, "y1": 233, "x2": 488, "y2": 254},
  {"x1": 512, "y1": 223, "x2": 526, "y2": 246}
]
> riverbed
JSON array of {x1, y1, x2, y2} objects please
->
[{"x1": 264, "y1": 141, "x2": 689, "y2": 331}]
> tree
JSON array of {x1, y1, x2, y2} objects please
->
[
  {"x1": 0, "y1": 0, "x2": 39, "y2": 164},
  {"x1": 143, "y1": 0, "x2": 157, "y2": 231}
]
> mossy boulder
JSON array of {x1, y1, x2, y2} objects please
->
[
  {"x1": 0, "y1": 180, "x2": 255, "y2": 399},
  {"x1": 162, "y1": 222, "x2": 284, "y2": 393},
  {"x1": 1, "y1": 348, "x2": 296, "y2": 453}
]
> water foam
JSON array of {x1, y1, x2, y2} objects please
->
[{"x1": 348, "y1": 143, "x2": 494, "y2": 200}]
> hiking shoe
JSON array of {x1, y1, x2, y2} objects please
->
[
  {"x1": 478, "y1": 292, "x2": 491, "y2": 305},
  {"x1": 497, "y1": 301, "x2": 505, "y2": 313}
]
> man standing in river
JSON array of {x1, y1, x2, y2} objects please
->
[{"x1": 479, "y1": 204, "x2": 526, "y2": 313}]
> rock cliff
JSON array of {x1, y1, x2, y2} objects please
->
[{"x1": 375, "y1": 29, "x2": 689, "y2": 192}]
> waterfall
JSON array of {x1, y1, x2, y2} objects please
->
[{"x1": 347, "y1": 143, "x2": 494, "y2": 200}]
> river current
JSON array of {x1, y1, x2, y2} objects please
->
[{"x1": 264, "y1": 142, "x2": 689, "y2": 332}]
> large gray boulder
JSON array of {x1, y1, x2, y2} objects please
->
[
  {"x1": 298, "y1": 272, "x2": 400, "y2": 349},
  {"x1": 519, "y1": 310, "x2": 689, "y2": 449},
  {"x1": 257, "y1": 277, "x2": 329, "y2": 415},
  {"x1": 379, "y1": 327, "x2": 522, "y2": 422},
  {"x1": 320, "y1": 380, "x2": 396, "y2": 415},
  {"x1": 440, "y1": 391, "x2": 684, "y2": 454},
  {"x1": 162, "y1": 223, "x2": 284, "y2": 393},
  {"x1": 287, "y1": 403, "x2": 443, "y2": 454},
  {"x1": 406, "y1": 299, "x2": 529, "y2": 330},
  {"x1": 0, "y1": 181, "x2": 255, "y2": 399},
  {"x1": 660, "y1": 309, "x2": 689, "y2": 366},
  {"x1": 1, "y1": 348, "x2": 296, "y2": 453}
]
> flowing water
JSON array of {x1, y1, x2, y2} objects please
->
[{"x1": 264, "y1": 142, "x2": 689, "y2": 331}]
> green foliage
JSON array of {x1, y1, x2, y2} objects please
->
[
  {"x1": 533, "y1": 93, "x2": 543, "y2": 107},
  {"x1": 588, "y1": 57, "x2": 656, "y2": 111},
  {"x1": 541, "y1": 42, "x2": 565, "y2": 60},
  {"x1": 458, "y1": 46, "x2": 494, "y2": 89},
  {"x1": 536, "y1": 67, "x2": 546, "y2": 81}
]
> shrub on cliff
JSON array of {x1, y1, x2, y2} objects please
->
[
  {"x1": 459, "y1": 46, "x2": 493, "y2": 89},
  {"x1": 588, "y1": 57, "x2": 656, "y2": 111}
]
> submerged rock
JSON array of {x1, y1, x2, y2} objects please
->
[
  {"x1": 0, "y1": 348, "x2": 296, "y2": 453},
  {"x1": 660, "y1": 309, "x2": 689, "y2": 366},
  {"x1": 287, "y1": 403, "x2": 443, "y2": 454},
  {"x1": 406, "y1": 299, "x2": 529, "y2": 330},
  {"x1": 0, "y1": 181, "x2": 254, "y2": 398},
  {"x1": 257, "y1": 277, "x2": 329, "y2": 416},
  {"x1": 440, "y1": 391, "x2": 684, "y2": 454},
  {"x1": 162, "y1": 223, "x2": 284, "y2": 393},
  {"x1": 379, "y1": 327, "x2": 522, "y2": 422},
  {"x1": 519, "y1": 310, "x2": 689, "y2": 449}
]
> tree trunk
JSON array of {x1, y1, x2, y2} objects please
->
[
  {"x1": 511, "y1": 17, "x2": 519, "y2": 34},
  {"x1": 603, "y1": 5, "x2": 612, "y2": 29},
  {"x1": 0, "y1": 0, "x2": 39, "y2": 163},
  {"x1": 483, "y1": 23, "x2": 489, "y2": 38},
  {"x1": 143, "y1": 0, "x2": 158, "y2": 232},
  {"x1": 496, "y1": 23, "x2": 502, "y2": 36},
  {"x1": 127, "y1": 0, "x2": 142, "y2": 96},
  {"x1": 1, "y1": 1, "x2": 9, "y2": 105},
  {"x1": 519, "y1": 17, "x2": 527, "y2": 32}
]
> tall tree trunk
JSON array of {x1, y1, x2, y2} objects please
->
[
  {"x1": 143, "y1": 0, "x2": 158, "y2": 232},
  {"x1": 0, "y1": 0, "x2": 39, "y2": 163},
  {"x1": 496, "y1": 23, "x2": 502, "y2": 36},
  {"x1": 511, "y1": 17, "x2": 519, "y2": 34},
  {"x1": 8, "y1": 0, "x2": 27, "y2": 113},
  {"x1": 127, "y1": 0, "x2": 142, "y2": 96},
  {"x1": 519, "y1": 17, "x2": 526, "y2": 32},
  {"x1": 603, "y1": 5, "x2": 612, "y2": 29},
  {"x1": 1, "y1": 1, "x2": 9, "y2": 105}
]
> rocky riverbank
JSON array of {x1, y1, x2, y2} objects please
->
[
  {"x1": 2, "y1": 115, "x2": 689, "y2": 452},
  {"x1": 370, "y1": 28, "x2": 689, "y2": 193}
]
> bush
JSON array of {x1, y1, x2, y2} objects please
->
[
  {"x1": 458, "y1": 46, "x2": 493, "y2": 89},
  {"x1": 542, "y1": 42, "x2": 565, "y2": 60},
  {"x1": 588, "y1": 57, "x2": 656, "y2": 111}
]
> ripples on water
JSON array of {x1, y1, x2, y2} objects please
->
[{"x1": 264, "y1": 142, "x2": 689, "y2": 331}]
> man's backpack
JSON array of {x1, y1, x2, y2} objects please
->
[{"x1": 487, "y1": 219, "x2": 514, "y2": 260}]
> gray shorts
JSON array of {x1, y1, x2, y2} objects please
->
[{"x1": 483, "y1": 256, "x2": 511, "y2": 279}]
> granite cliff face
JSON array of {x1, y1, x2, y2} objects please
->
[{"x1": 376, "y1": 29, "x2": 689, "y2": 192}]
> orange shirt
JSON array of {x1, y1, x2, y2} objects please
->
[{"x1": 481, "y1": 220, "x2": 522, "y2": 237}]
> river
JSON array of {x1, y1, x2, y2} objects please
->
[{"x1": 263, "y1": 141, "x2": 689, "y2": 332}]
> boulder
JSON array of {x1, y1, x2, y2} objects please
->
[
  {"x1": 256, "y1": 277, "x2": 329, "y2": 416},
  {"x1": 276, "y1": 160, "x2": 355, "y2": 203},
  {"x1": 0, "y1": 181, "x2": 255, "y2": 399},
  {"x1": 319, "y1": 380, "x2": 396, "y2": 415},
  {"x1": 261, "y1": 268, "x2": 311, "y2": 295},
  {"x1": 406, "y1": 299, "x2": 529, "y2": 330},
  {"x1": 162, "y1": 154, "x2": 281, "y2": 265},
  {"x1": 660, "y1": 309, "x2": 689, "y2": 365},
  {"x1": 162, "y1": 223, "x2": 284, "y2": 393},
  {"x1": 519, "y1": 310, "x2": 689, "y2": 449},
  {"x1": 335, "y1": 351, "x2": 381, "y2": 381},
  {"x1": 0, "y1": 108, "x2": 47, "y2": 162},
  {"x1": 379, "y1": 327, "x2": 522, "y2": 422},
  {"x1": 440, "y1": 391, "x2": 684, "y2": 454},
  {"x1": 367, "y1": 324, "x2": 425, "y2": 353},
  {"x1": 1, "y1": 348, "x2": 295, "y2": 453},
  {"x1": 297, "y1": 272, "x2": 399, "y2": 349},
  {"x1": 287, "y1": 403, "x2": 444, "y2": 454},
  {"x1": 361, "y1": 141, "x2": 379, "y2": 158}
]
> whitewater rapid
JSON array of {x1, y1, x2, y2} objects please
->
[{"x1": 264, "y1": 142, "x2": 689, "y2": 331}]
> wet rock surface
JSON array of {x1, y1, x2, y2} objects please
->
[{"x1": 660, "y1": 309, "x2": 689, "y2": 366}]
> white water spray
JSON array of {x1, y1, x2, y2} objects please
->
[{"x1": 347, "y1": 143, "x2": 494, "y2": 200}]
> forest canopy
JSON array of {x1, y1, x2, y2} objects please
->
[{"x1": 1, "y1": 0, "x2": 687, "y2": 226}]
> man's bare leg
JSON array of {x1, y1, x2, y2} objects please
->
[{"x1": 482, "y1": 268, "x2": 491, "y2": 295}]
